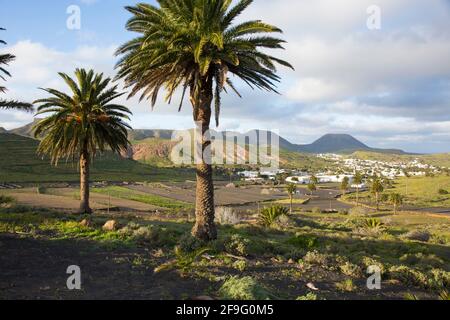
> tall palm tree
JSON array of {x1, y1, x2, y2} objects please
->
[
  {"x1": 353, "y1": 171, "x2": 363, "y2": 206},
  {"x1": 286, "y1": 183, "x2": 297, "y2": 214},
  {"x1": 116, "y1": 0, "x2": 293, "y2": 240},
  {"x1": 0, "y1": 28, "x2": 33, "y2": 111},
  {"x1": 340, "y1": 176, "x2": 349, "y2": 196},
  {"x1": 33, "y1": 69, "x2": 132, "y2": 214},
  {"x1": 370, "y1": 176, "x2": 384, "y2": 211},
  {"x1": 390, "y1": 193, "x2": 403, "y2": 215}
]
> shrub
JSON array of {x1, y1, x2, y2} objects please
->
[
  {"x1": 296, "y1": 293, "x2": 318, "y2": 300},
  {"x1": 335, "y1": 279, "x2": 356, "y2": 292},
  {"x1": 339, "y1": 261, "x2": 363, "y2": 278},
  {"x1": 259, "y1": 206, "x2": 289, "y2": 227},
  {"x1": 178, "y1": 233, "x2": 207, "y2": 253},
  {"x1": 349, "y1": 207, "x2": 369, "y2": 216},
  {"x1": 361, "y1": 257, "x2": 385, "y2": 275},
  {"x1": 232, "y1": 260, "x2": 247, "y2": 272},
  {"x1": 286, "y1": 234, "x2": 317, "y2": 249},
  {"x1": 274, "y1": 214, "x2": 295, "y2": 228},
  {"x1": 402, "y1": 230, "x2": 431, "y2": 242},
  {"x1": 354, "y1": 218, "x2": 385, "y2": 237},
  {"x1": 215, "y1": 207, "x2": 242, "y2": 225},
  {"x1": 301, "y1": 250, "x2": 334, "y2": 269},
  {"x1": 154, "y1": 246, "x2": 209, "y2": 276},
  {"x1": 388, "y1": 265, "x2": 428, "y2": 289},
  {"x1": 338, "y1": 209, "x2": 349, "y2": 215},
  {"x1": 36, "y1": 185, "x2": 46, "y2": 194},
  {"x1": 311, "y1": 207, "x2": 322, "y2": 214},
  {"x1": 399, "y1": 253, "x2": 444, "y2": 268},
  {"x1": 429, "y1": 269, "x2": 450, "y2": 289},
  {"x1": 363, "y1": 218, "x2": 384, "y2": 229},
  {"x1": 0, "y1": 195, "x2": 15, "y2": 205},
  {"x1": 438, "y1": 189, "x2": 449, "y2": 195},
  {"x1": 218, "y1": 276, "x2": 273, "y2": 300},
  {"x1": 224, "y1": 234, "x2": 250, "y2": 257},
  {"x1": 118, "y1": 222, "x2": 178, "y2": 247}
]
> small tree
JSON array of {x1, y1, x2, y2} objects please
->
[
  {"x1": 390, "y1": 193, "x2": 403, "y2": 214},
  {"x1": 340, "y1": 177, "x2": 350, "y2": 196},
  {"x1": 286, "y1": 183, "x2": 297, "y2": 214},
  {"x1": 307, "y1": 182, "x2": 317, "y2": 196},
  {"x1": 370, "y1": 177, "x2": 384, "y2": 211},
  {"x1": 353, "y1": 171, "x2": 363, "y2": 206}
]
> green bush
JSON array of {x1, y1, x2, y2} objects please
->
[
  {"x1": 178, "y1": 233, "x2": 207, "y2": 253},
  {"x1": 232, "y1": 260, "x2": 248, "y2": 272},
  {"x1": 286, "y1": 234, "x2": 317, "y2": 249},
  {"x1": 339, "y1": 261, "x2": 363, "y2": 278},
  {"x1": 399, "y1": 253, "x2": 444, "y2": 268},
  {"x1": 301, "y1": 250, "x2": 335, "y2": 269},
  {"x1": 335, "y1": 279, "x2": 356, "y2": 292},
  {"x1": 349, "y1": 206, "x2": 369, "y2": 216},
  {"x1": 388, "y1": 265, "x2": 429, "y2": 289},
  {"x1": 438, "y1": 189, "x2": 449, "y2": 195},
  {"x1": 259, "y1": 206, "x2": 289, "y2": 227},
  {"x1": 363, "y1": 218, "x2": 384, "y2": 229},
  {"x1": 218, "y1": 276, "x2": 274, "y2": 300},
  {"x1": 296, "y1": 293, "x2": 318, "y2": 300},
  {"x1": 224, "y1": 234, "x2": 251, "y2": 257},
  {"x1": 0, "y1": 195, "x2": 15, "y2": 205}
]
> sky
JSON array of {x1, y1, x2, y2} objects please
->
[{"x1": 1, "y1": 0, "x2": 450, "y2": 154}]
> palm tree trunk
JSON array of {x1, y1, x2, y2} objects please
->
[
  {"x1": 356, "y1": 187, "x2": 359, "y2": 206},
  {"x1": 376, "y1": 193, "x2": 379, "y2": 211},
  {"x1": 79, "y1": 149, "x2": 92, "y2": 214},
  {"x1": 191, "y1": 82, "x2": 217, "y2": 241},
  {"x1": 290, "y1": 195, "x2": 293, "y2": 214}
]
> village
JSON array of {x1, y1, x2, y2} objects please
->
[{"x1": 237, "y1": 153, "x2": 443, "y2": 188}]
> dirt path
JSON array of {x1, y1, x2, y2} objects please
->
[
  {"x1": 1, "y1": 189, "x2": 165, "y2": 213},
  {"x1": 0, "y1": 234, "x2": 210, "y2": 300}
]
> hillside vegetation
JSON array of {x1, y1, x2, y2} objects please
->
[{"x1": 0, "y1": 133, "x2": 195, "y2": 183}]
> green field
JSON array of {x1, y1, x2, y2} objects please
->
[
  {"x1": 92, "y1": 186, "x2": 193, "y2": 210},
  {"x1": 344, "y1": 175, "x2": 450, "y2": 208}
]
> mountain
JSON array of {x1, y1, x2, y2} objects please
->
[
  {"x1": 5, "y1": 121, "x2": 409, "y2": 154},
  {"x1": 294, "y1": 134, "x2": 408, "y2": 154},
  {"x1": 8, "y1": 119, "x2": 41, "y2": 138}
]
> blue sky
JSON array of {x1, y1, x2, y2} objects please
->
[{"x1": 1, "y1": 0, "x2": 450, "y2": 154}]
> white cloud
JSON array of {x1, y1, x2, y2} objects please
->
[{"x1": 2, "y1": 0, "x2": 450, "y2": 153}]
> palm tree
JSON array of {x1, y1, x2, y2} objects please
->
[
  {"x1": 307, "y1": 182, "x2": 317, "y2": 196},
  {"x1": 370, "y1": 176, "x2": 384, "y2": 211},
  {"x1": 353, "y1": 171, "x2": 363, "y2": 206},
  {"x1": 116, "y1": 0, "x2": 292, "y2": 240},
  {"x1": 310, "y1": 174, "x2": 319, "y2": 185},
  {"x1": 0, "y1": 28, "x2": 33, "y2": 111},
  {"x1": 340, "y1": 176, "x2": 350, "y2": 196},
  {"x1": 390, "y1": 193, "x2": 403, "y2": 215},
  {"x1": 286, "y1": 183, "x2": 297, "y2": 214},
  {"x1": 33, "y1": 69, "x2": 132, "y2": 214}
]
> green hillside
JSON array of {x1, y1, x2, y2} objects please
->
[{"x1": 0, "y1": 133, "x2": 195, "y2": 183}]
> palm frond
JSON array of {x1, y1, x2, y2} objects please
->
[{"x1": 115, "y1": 0, "x2": 292, "y2": 127}]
